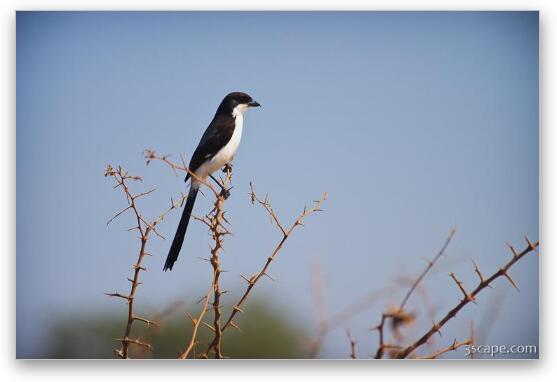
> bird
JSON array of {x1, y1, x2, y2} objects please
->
[{"x1": 163, "y1": 92, "x2": 260, "y2": 271}]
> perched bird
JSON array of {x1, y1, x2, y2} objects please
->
[{"x1": 164, "y1": 92, "x2": 260, "y2": 271}]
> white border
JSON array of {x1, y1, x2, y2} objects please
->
[{"x1": 3, "y1": 1, "x2": 553, "y2": 382}]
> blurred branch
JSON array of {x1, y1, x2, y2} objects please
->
[
  {"x1": 308, "y1": 259, "x2": 327, "y2": 358},
  {"x1": 346, "y1": 329, "x2": 357, "y2": 359},
  {"x1": 153, "y1": 300, "x2": 186, "y2": 325},
  {"x1": 476, "y1": 288, "x2": 507, "y2": 353},
  {"x1": 373, "y1": 312, "x2": 389, "y2": 359},
  {"x1": 416, "y1": 338, "x2": 472, "y2": 359},
  {"x1": 394, "y1": 275, "x2": 437, "y2": 333},
  {"x1": 399, "y1": 228, "x2": 456, "y2": 310},
  {"x1": 309, "y1": 285, "x2": 392, "y2": 358},
  {"x1": 104, "y1": 164, "x2": 185, "y2": 359},
  {"x1": 394, "y1": 237, "x2": 539, "y2": 359},
  {"x1": 373, "y1": 308, "x2": 415, "y2": 359},
  {"x1": 469, "y1": 320, "x2": 475, "y2": 359},
  {"x1": 374, "y1": 228, "x2": 455, "y2": 359}
]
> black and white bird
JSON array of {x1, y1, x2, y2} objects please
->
[{"x1": 164, "y1": 92, "x2": 260, "y2": 271}]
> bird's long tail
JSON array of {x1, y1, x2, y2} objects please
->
[{"x1": 164, "y1": 184, "x2": 199, "y2": 271}]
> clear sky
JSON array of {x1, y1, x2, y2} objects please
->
[{"x1": 16, "y1": 11, "x2": 538, "y2": 358}]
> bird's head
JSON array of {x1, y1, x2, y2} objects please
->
[{"x1": 217, "y1": 92, "x2": 260, "y2": 116}]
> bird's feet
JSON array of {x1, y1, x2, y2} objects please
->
[
  {"x1": 222, "y1": 163, "x2": 233, "y2": 174},
  {"x1": 219, "y1": 186, "x2": 232, "y2": 200}
]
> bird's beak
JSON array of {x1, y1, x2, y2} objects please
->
[{"x1": 248, "y1": 101, "x2": 261, "y2": 107}]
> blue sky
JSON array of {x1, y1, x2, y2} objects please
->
[{"x1": 16, "y1": 11, "x2": 538, "y2": 358}]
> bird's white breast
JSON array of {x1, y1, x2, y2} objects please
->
[
  {"x1": 227, "y1": 107, "x2": 244, "y2": 157},
  {"x1": 195, "y1": 107, "x2": 245, "y2": 179}
]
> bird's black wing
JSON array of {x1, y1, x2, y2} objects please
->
[{"x1": 187, "y1": 114, "x2": 236, "y2": 176}]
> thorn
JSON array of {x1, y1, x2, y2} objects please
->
[
  {"x1": 471, "y1": 259, "x2": 485, "y2": 283},
  {"x1": 185, "y1": 312, "x2": 196, "y2": 324},
  {"x1": 262, "y1": 272, "x2": 274, "y2": 281},
  {"x1": 134, "y1": 315, "x2": 160, "y2": 327},
  {"x1": 105, "y1": 292, "x2": 131, "y2": 301},
  {"x1": 502, "y1": 270, "x2": 519, "y2": 291},
  {"x1": 432, "y1": 320, "x2": 443, "y2": 337},
  {"x1": 232, "y1": 305, "x2": 244, "y2": 314},
  {"x1": 525, "y1": 236, "x2": 535, "y2": 250},
  {"x1": 229, "y1": 321, "x2": 241, "y2": 332},
  {"x1": 201, "y1": 321, "x2": 215, "y2": 332},
  {"x1": 506, "y1": 242, "x2": 518, "y2": 257},
  {"x1": 240, "y1": 274, "x2": 253, "y2": 285},
  {"x1": 450, "y1": 272, "x2": 475, "y2": 302}
]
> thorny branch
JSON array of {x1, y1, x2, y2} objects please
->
[
  {"x1": 144, "y1": 149, "x2": 234, "y2": 359},
  {"x1": 203, "y1": 182, "x2": 327, "y2": 357},
  {"x1": 374, "y1": 228, "x2": 455, "y2": 359},
  {"x1": 308, "y1": 221, "x2": 447, "y2": 359},
  {"x1": 202, "y1": 167, "x2": 233, "y2": 359},
  {"x1": 309, "y1": 284, "x2": 394, "y2": 358},
  {"x1": 146, "y1": 150, "x2": 327, "y2": 358},
  {"x1": 373, "y1": 313, "x2": 389, "y2": 359},
  {"x1": 416, "y1": 338, "x2": 472, "y2": 359},
  {"x1": 104, "y1": 164, "x2": 187, "y2": 358},
  {"x1": 179, "y1": 285, "x2": 213, "y2": 359},
  {"x1": 144, "y1": 150, "x2": 232, "y2": 358},
  {"x1": 394, "y1": 237, "x2": 539, "y2": 359},
  {"x1": 144, "y1": 149, "x2": 220, "y2": 197},
  {"x1": 107, "y1": 150, "x2": 533, "y2": 360},
  {"x1": 399, "y1": 228, "x2": 456, "y2": 310}
]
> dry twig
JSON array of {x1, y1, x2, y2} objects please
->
[
  {"x1": 416, "y1": 338, "x2": 472, "y2": 359},
  {"x1": 201, "y1": 167, "x2": 233, "y2": 358},
  {"x1": 309, "y1": 283, "x2": 396, "y2": 357},
  {"x1": 203, "y1": 182, "x2": 327, "y2": 357},
  {"x1": 144, "y1": 150, "x2": 233, "y2": 359},
  {"x1": 144, "y1": 149, "x2": 219, "y2": 197},
  {"x1": 373, "y1": 309, "x2": 415, "y2": 359},
  {"x1": 104, "y1": 164, "x2": 186, "y2": 358},
  {"x1": 374, "y1": 229, "x2": 455, "y2": 359},
  {"x1": 179, "y1": 285, "x2": 213, "y2": 359},
  {"x1": 394, "y1": 237, "x2": 539, "y2": 359},
  {"x1": 399, "y1": 228, "x2": 456, "y2": 310},
  {"x1": 346, "y1": 329, "x2": 357, "y2": 359},
  {"x1": 115, "y1": 150, "x2": 326, "y2": 358}
]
